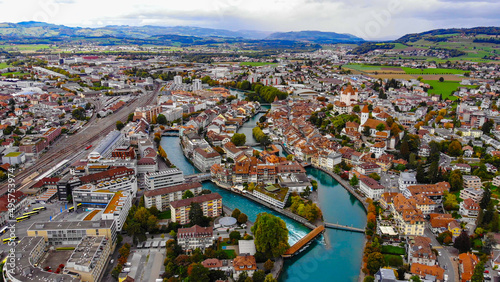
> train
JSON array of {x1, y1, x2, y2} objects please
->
[{"x1": 85, "y1": 145, "x2": 93, "y2": 150}]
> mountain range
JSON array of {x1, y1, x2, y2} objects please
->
[{"x1": 0, "y1": 22, "x2": 365, "y2": 44}]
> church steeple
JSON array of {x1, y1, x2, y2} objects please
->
[{"x1": 361, "y1": 104, "x2": 369, "y2": 125}]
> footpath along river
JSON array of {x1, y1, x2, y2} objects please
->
[{"x1": 159, "y1": 96, "x2": 366, "y2": 281}]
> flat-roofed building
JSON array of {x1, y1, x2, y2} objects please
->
[
  {"x1": 27, "y1": 220, "x2": 117, "y2": 246},
  {"x1": 66, "y1": 236, "x2": 112, "y2": 282},
  {"x1": 144, "y1": 182, "x2": 202, "y2": 211},
  {"x1": 144, "y1": 168, "x2": 184, "y2": 190},
  {"x1": 460, "y1": 188, "x2": 484, "y2": 203},
  {"x1": 4, "y1": 236, "x2": 79, "y2": 282},
  {"x1": 193, "y1": 147, "x2": 221, "y2": 172},
  {"x1": 463, "y1": 175, "x2": 481, "y2": 190},
  {"x1": 170, "y1": 193, "x2": 222, "y2": 225}
]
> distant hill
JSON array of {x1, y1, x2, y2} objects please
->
[
  {"x1": 395, "y1": 26, "x2": 500, "y2": 43},
  {"x1": 0, "y1": 22, "x2": 271, "y2": 40},
  {"x1": 266, "y1": 30, "x2": 364, "y2": 44}
]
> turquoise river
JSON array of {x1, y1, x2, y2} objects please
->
[{"x1": 159, "y1": 98, "x2": 366, "y2": 281}]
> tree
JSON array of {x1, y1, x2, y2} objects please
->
[
  {"x1": 362, "y1": 126, "x2": 371, "y2": 137},
  {"x1": 260, "y1": 135, "x2": 272, "y2": 149},
  {"x1": 368, "y1": 173, "x2": 381, "y2": 181},
  {"x1": 453, "y1": 230, "x2": 471, "y2": 254},
  {"x1": 229, "y1": 231, "x2": 241, "y2": 243},
  {"x1": 264, "y1": 274, "x2": 277, "y2": 282},
  {"x1": 482, "y1": 120, "x2": 494, "y2": 134},
  {"x1": 366, "y1": 252, "x2": 386, "y2": 275},
  {"x1": 208, "y1": 270, "x2": 227, "y2": 281},
  {"x1": 188, "y1": 202, "x2": 204, "y2": 226},
  {"x1": 232, "y1": 208, "x2": 241, "y2": 219},
  {"x1": 237, "y1": 213, "x2": 248, "y2": 224},
  {"x1": 353, "y1": 105, "x2": 361, "y2": 112},
  {"x1": 188, "y1": 263, "x2": 210, "y2": 282},
  {"x1": 264, "y1": 259, "x2": 274, "y2": 272},
  {"x1": 252, "y1": 270, "x2": 266, "y2": 282},
  {"x1": 350, "y1": 174, "x2": 359, "y2": 186},
  {"x1": 449, "y1": 170, "x2": 463, "y2": 192},
  {"x1": 480, "y1": 185, "x2": 491, "y2": 210},
  {"x1": 410, "y1": 276, "x2": 422, "y2": 282},
  {"x1": 448, "y1": 140, "x2": 462, "y2": 157},
  {"x1": 471, "y1": 261, "x2": 485, "y2": 282},
  {"x1": 182, "y1": 190, "x2": 194, "y2": 199},
  {"x1": 376, "y1": 123, "x2": 386, "y2": 132},
  {"x1": 439, "y1": 77, "x2": 444, "y2": 82},
  {"x1": 251, "y1": 213, "x2": 289, "y2": 258},
  {"x1": 364, "y1": 277, "x2": 375, "y2": 282},
  {"x1": 116, "y1": 121, "x2": 124, "y2": 131},
  {"x1": 157, "y1": 114, "x2": 167, "y2": 125},
  {"x1": 127, "y1": 112, "x2": 134, "y2": 122},
  {"x1": 231, "y1": 133, "x2": 247, "y2": 146},
  {"x1": 400, "y1": 140, "x2": 410, "y2": 160}
]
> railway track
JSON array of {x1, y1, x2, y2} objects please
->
[{"x1": 0, "y1": 85, "x2": 158, "y2": 195}]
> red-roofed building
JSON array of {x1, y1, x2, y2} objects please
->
[{"x1": 177, "y1": 225, "x2": 214, "y2": 252}]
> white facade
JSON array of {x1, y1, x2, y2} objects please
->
[{"x1": 144, "y1": 168, "x2": 185, "y2": 190}]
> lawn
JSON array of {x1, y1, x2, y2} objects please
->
[
  {"x1": 381, "y1": 245, "x2": 405, "y2": 255},
  {"x1": 423, "y1": 80, "x2": 478, "y2": 101},
  {"x1": 383, "y1": 254, "x2": 403, "y2": 267},
  {"x1": 219, "y1": 241, "x2": 237, "y2": 259},
  {"x1": 401, "y1": 67, "x2": 465, "y2": 75},
  {"x1": 0, "y1": 63, "x2": 9, "y2": 69},
  {"x1": 240, "y1": 62, "x2": 277, "y2": 66},
  {"x1": 1, "y1": 71, "x2": 30, "y2": 77},
  {"x1": 0, "y1": 44, "x2": 52, "y2": 51},
  {"x1": 157, "y1": 210, "x2": 171, "y2": 220}
]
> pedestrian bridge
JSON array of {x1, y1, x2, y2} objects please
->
[
  {"x1": 184, "y1": 173, "x2": 211, "y2": 182},
  {"x1": 324, "y1": 222, "x2": 365, "y2": 233}
]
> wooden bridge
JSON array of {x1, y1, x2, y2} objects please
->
[
  {"x1": 282, "y1": 225, "x2": 325, "y2": 258},
  {"x1": 324, "y1": 222, "x2": 365, "y2": 233}
]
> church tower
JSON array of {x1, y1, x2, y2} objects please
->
[{"x1": 361, "y1": 104, "x2": 369, "y2": 125}]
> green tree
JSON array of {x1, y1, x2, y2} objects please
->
[
  {"x1": 449, "y1": 170, "x2": 463, "y2": 192},
  {"x1": 189, "y1": 202, "x2": 204, "y2": 226},
  {"x1": 350, "y1": 174, "x2": 359, "y2": 186},
  {"x1": 231, "y1": 133, "x2": 247, "y2": 146},
  {"x1": 410, "y1": 276, "x2": 422, "y2": 282},
  {"x1": 471, "y1": 261, "x2": 485, "y2": 282},
  {"x1": 127, "y1": 112, "x2": 134, "y2": 122},
  {"x1": 362, "y1": 126, "x2": 371, "y2": 137},
  {"x1": 116, "y1": 120, "x2": 124, "y2": 131},
  {"x1": 353, "y1": 105, "x2": 361, "y2": 112},
  {"x1": 157, "y1": 114, "x2": 167, "y2": 125},
  {"x1": 439, "y1": 77, "x2": 444, "y2": 82},
  {"x1": 453, "y1": 230, "x2": 471, "y2": 254},
  {"x1": 264, "y1": 274, "x2": 277, "y2": 282},
  {"x1": 264, "y1": 259, "x2": 274, "y2": 272},
  {"x1": 183, "y1": 190, "x2": 195, "y2": 199},
  {"x1": 251, "y1": 213, "x2": 290, "y2": 258},
  {"x1": 366, "y1": 252, "x2": 386, "y2": 275},
  {"x1": 400, "y1": 140, "x2": 410, "y2": 160},
  {"x1": 232, "y1": 208, "x2": 241, "y2": 219},
  {"x1": 229, "y1": 231, "x2": 241, "y2": 243},
  {"x1": 363, "y1": 276, "x2": 375, "y2": 282},
  {"x1": 237, "y1": 213, "x2": 248, "y2": 224},
  {"x1": 368, "y1": 173, "x2": 381, "y2": 181},
  {"x1": 252, "y1": 270, "x2": 266, "y2": 282},
  {"x1": 376, "y1": 123, "x2": 385, "y2": 132},
  {"x1": 188, "y1": 263, "x2": 210, "y2": 282}
]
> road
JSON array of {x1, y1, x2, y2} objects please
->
[
  {"x1": 0, "y1": 85, "x2": 159, "y2": 196},
  {"x1": 380, "y1": 171, "x2": 399, "y2": 193},
  {"x1": 439, "y1": 152, "x2": 453, "y2": 170},
  {"x1": 424, "y1": 228, "x2": 457, "y2": 282}
]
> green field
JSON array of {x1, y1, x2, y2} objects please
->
[
  {"x1": 381, "y1": 245, "x2": 405, "y2": 255},
  {"x1": 1, "y1": 71, "x2": 30, "y2": 77},
  {"x1": 401, "y1": 67, "x2": 465, "y2": 75},
  {"x1": 425, "y1": 80, "x2": 478, "y2": 100},
  {"x1": 240, "y1": 62, "x2": 277, "y2": 66},
  {"x1": 383, "y1": 254, "x2": 403, "y2": 267},
  {"x1": 0, "y1": 63, "x2": 9, "y2": 69},
  {"x1": 344, "y1": 64, "x2": 384, "y2": 71},
  {"x1": 0, "y1": 44, "x2": 52, "y2": 51},
  {"x1": 157, "y1": 210, "x2": 171, "y2": 220}
]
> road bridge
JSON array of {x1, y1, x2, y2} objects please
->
[{"x1": 324, "y1": 223, "x2": 365, "y2": 233}]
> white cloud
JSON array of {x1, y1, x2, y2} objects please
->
[{"x1": 0, "y1": 0, "x2": 498, "y2": 39}]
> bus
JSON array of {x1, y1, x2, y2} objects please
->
[
  {"x1": 77, "y1": 203, "x2": 82, "y2": 207},
  {"x1": 3, "y1": 237, "x2": 19, "y2": 244},
  {"x1": 16, "y1": 216, "x2": 30, "y2": 222},
  {"x1": 23, "y1": 211, "x2": 39, "y2": 217},
  {"x1": 0, "y1": 226, "x2": 9, "y2": 236},
  {"x1": 33, "y1": 207, "x2": 46, "y2": 211},
  {"x1": 68, "y1": 206, "x2": 74, "y2": 212}
]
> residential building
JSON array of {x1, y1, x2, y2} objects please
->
[
  {"x1": 453, "y1": 163, "x2": 472, "y2": 174},
  {"x1": 406, "y1": 236, "x2": 437, "y2": 266},
  {"x1": 404, "y1": 182, "x2": 450, "y2": 204},
  {"x1": 144, "y1": 182, "x2": 203, "y2": 211},
  {"x1": 170, "y1": 193, "x2": 222, "y2": 225},
  {"x1": 398, "y1": 172, "x2": 417, "y2": 193},
  {"x1": 448, "y1": 220, "x2": 462, "y2": 238},
  {"x1": 370, "y1": 142, "x2": 386, "y2": 158},
  {"x1": 462, "y1": 175, "x2": 481, "y2": 190},
  {"x1": 0, "y1": 191, "x2": 28, "y2": 217},
  {"x1": 252, "y1": 184, "x2": 290, "y2": 209},
  {"x1": 390, "y1": 194, "x2": 425, "y2": 236},
  {"x1": 374, "y1": 268, "x2": 397, "y2": 282},
  {"x1": 493, "y1": 175, "x2": 500, "y2": 187},
  {"x1": 460, "y1": 188, "x2": 484, "y2": 203},
  {"x1": 233, "y1": 255, "x2": 257, "y2": 280},
  {"x1": 459, "y1": 198, "x2": 480, "y2": 223},
  {"x1": 458, "y1": 253, "x2": 479, "y2": 282},
  {"x1": 177, "y1": 225, "x2": 214, "y2": 252},
  {"x1": 359, "y1": 177, "x2": 384, "y2": 200},
  {"x1": 193, "y1": 147, "x2": 221, "y2": 172},
  {"x1": 356, "y1": 162, "x2": 381, "y2": 176},
  {"x1": 410, "y1": 263, "x2": 444, "y2": 281},
  {"x1": 144, "y1": 168, "x2": 185, "y2": 190}
]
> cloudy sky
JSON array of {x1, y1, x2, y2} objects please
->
[{"x1": 0, "y1": 0, "x2": 498, "y2": 40}]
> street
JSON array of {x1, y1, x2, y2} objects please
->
[{"x1": 424, "y1": 228, "x2": 457, "y2": 282}]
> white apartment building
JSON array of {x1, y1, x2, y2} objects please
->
[{"x1": 144, "y1": 168, "x2": 185, "y2": 190}]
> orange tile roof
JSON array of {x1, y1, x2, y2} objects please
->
[{"x1": 410, "y1": 263, "x2": 444, "y2": 280}]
